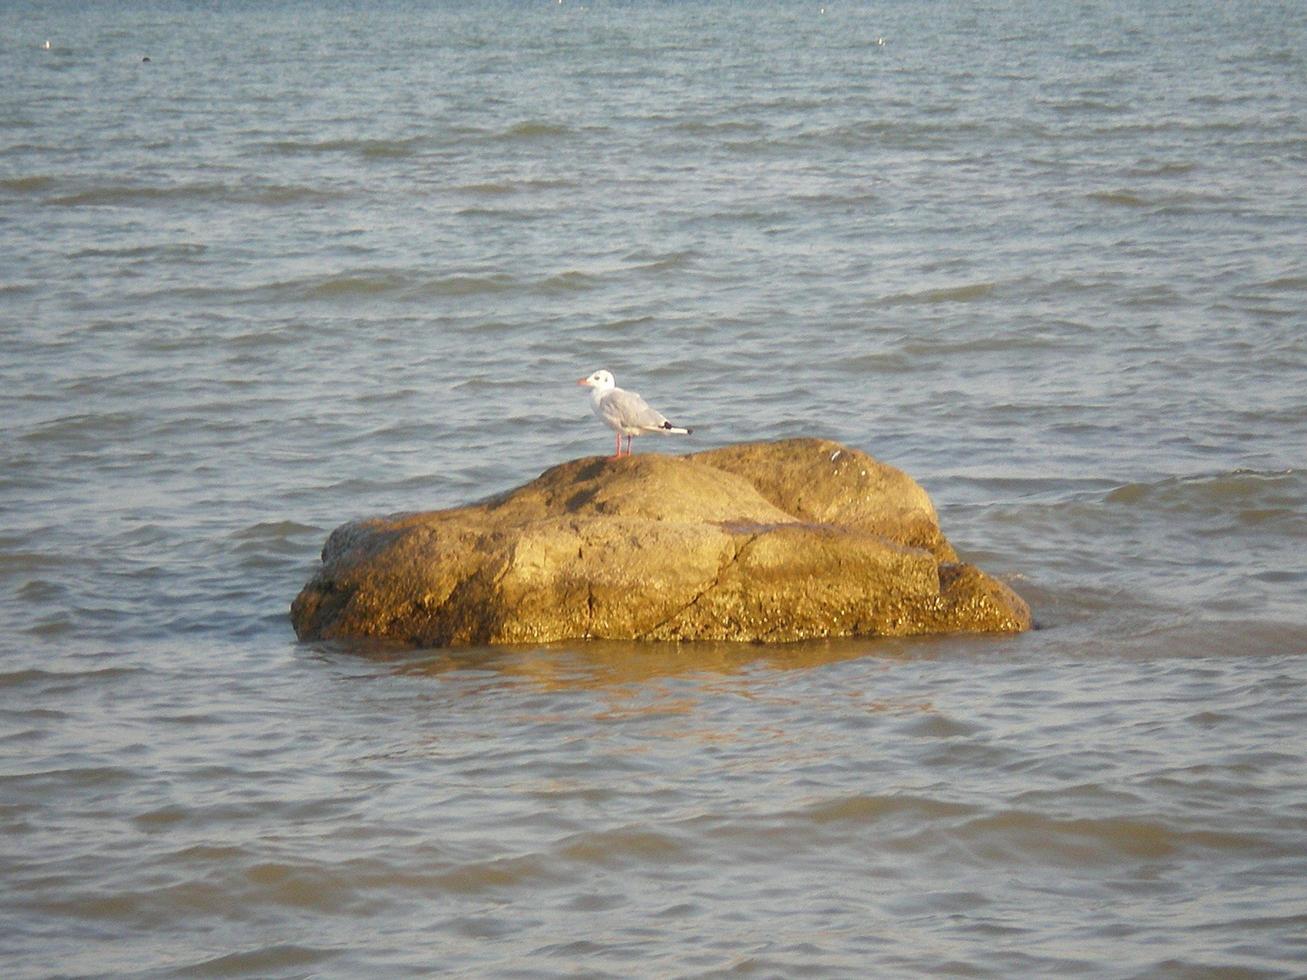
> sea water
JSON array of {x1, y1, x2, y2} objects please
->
[{"x1": 2, "y1": 0, "x2": 1306, "y2": 975}]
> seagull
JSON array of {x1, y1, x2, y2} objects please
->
[{"x1": 576, "y1": 369, "x2": 693, "y2": 457}]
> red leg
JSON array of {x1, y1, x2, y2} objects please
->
[{"x1": 613, "y1": 432, "x2": 622, "y2": 458}]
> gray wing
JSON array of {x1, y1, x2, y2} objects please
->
[{"x1": 600, "y1": 387, "x2": 669, "y2": 432}]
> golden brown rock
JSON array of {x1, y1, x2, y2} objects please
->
[{"x1": 290, "y1": 438, "x2": 1030, "y2": 646}]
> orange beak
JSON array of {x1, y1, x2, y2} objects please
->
[{"x1": 576, "y1": 377, "x2": 590, "y2": 386}]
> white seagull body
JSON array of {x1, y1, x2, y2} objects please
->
[{"x1": 577, "y1": 369, "x2": 692, "y2": 457}]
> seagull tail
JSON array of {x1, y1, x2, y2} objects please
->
[{"x1": 659, "y1": 422, "x2": 692, "y2": 435}]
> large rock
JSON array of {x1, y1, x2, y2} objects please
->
[{"x1": 291, "y1": 439, "x2": 1030, "y2": 646}]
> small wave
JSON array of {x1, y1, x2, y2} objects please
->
[
  {"x1": 1088, "y1": 186, "x2": 1240, "y2": 213},
  {"x1": 424, "y1": 853, "x2": 563, "y2": 895},
  {"x1": 454, "y1": 205, "x2": 548, "y2": 221},
  {"x1": 496, "y1": 120, "x2": 572, "y2": 141},
  {"x1": 722, "y1": 136, "x2": 786, "y2": 155},
  {"x1": 265, "y1": 136, "x2": 420, "y2": 158},
  {"x1": 1044, "y1": 97, "x2": 1129, "y2": 115},
  {"x1": 1124, "y1": 618, "x2": 1307, "y2": 659},
  {"x1": 302, "y1": 271, "x2": 409, "y2": 299},
  {"x1": 621, "y1": 248, "x2": 699, "y2": 273},
  {"x1": 900, "y1": 332, "x2": 1028, "y2": 356},
  {"x1": 557, "y1": 826, "x2": 695, "y2": 867},
  {"x1": 796, "y1": 118, "x2": 987, "y2": 151},
  {"x1": 47, "y1": 181, "x2": 336, "y2": 208},
  {"x1": 453, "y1": 177, "x2": 574, "y2": 196},
  {"x1": 950, "y1": 474, "x2": 1118, "y2": 500},
  {"x1": 457, "y1": 181, "x2": 518, "y2": 196},
  {"x1": 841, "y1": 350, "x2": 911, "y2": 371},
  {"x1": 539, "y1": 270, "x2": 601, "y2": 293},
  {"x1": 0, "y1": 550, "x2": 70, "y2": 573},
  {"x1": 48, "y1": 184, "x2": 223, "y2": 207},
  {"x1": 69, "y1": 242, "x2": 207, "y2": 261},
  {"x1": 1087, "y1": 189, "x2": 1150, "y2": 208},
  {"x1": 794, "y1": 189, "x2": 882, "y2": 210},
  {"x1": 181, "y1": 944, "x2": 338, "y2": 976},
  {"x1": 240, "y1": 861, "x2": 368, "y2": 912},
  {"x1": 880, "y1": 282, "x2": 997, "y2": 306},
  {"x1": 230, "y1": 520, "x2": 320, "y2": 542},
  {"x1": 356, "y1": 140, "x2": 420, "y2": 159},
  {"x1": 244, "y1": 184, "x2": 338, "y2": 205},
  {"x1": 249, "y1": 268, "x2": 521, "y2": 303},
  {"x1": 1094, "y1": 118, "x2": 1248, "y2": 139},
  {"x1": 1127, "y1": 160, "x2": 1198, "y2": 178},
  {"x1": 231, "y1": 521, "x2": 322, "y2": 560},
  {"x1": 1188, "y1": 91, "x2": 1261, "y2": 108},
  {"x1": 17, "y1": 578, "x2": 69, "y2": 603},
  {"x1": 1119, "y1": 282, "x2": 1183, "y2": 308},
  {"x1": 1105, "y1": 469, "x2": 1301, "y2": 514},
  {"x1": 0, "y1": 175, "x2": 56, "y2": 193},
  {"x1": 1255, "y1": 274, "x2": 1307, "y2": 293},
  {"x1": 674, "y1": 118, "x2": 767, "y2": 137},
  {"x1": 20, "y1": 411, "x2": 141, "y2": 446},
  {"x1": 416, "y1": 273, "x2": 517, "y2": 298},
  {"x1": 960, "y1": 809, "x2": 1274, "y2": 866},
  {"x1": 692, "y1": 205, "x2": 788, "y2": 227},
  {"x1": 0, "y1": 668, "x2": 57, "y2": 689},
  {"x1": 24, "y1": 615, "x2": 79, "y2": 639},
  {"x1": 802, "y1": 793, "x2": 974, "y2": 825},
  {"x1": 1, "y1": 764, "x2": 138, "y2": 787}
]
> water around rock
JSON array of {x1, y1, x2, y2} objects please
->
[{"x1": 292, "y1": 439, "x2": 1030, "y2": 646}]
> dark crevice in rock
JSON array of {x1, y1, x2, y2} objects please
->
[{"x1": 639, "y1": 531, "x2": 762, "y2": 639}]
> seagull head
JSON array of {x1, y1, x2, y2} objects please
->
[{"x1": 577, "y1": 369, "x2": 615, "y2": 392}]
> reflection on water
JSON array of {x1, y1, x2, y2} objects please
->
[{"x1": 388, "y1": 635, "x2": 970, "y2": 689}]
